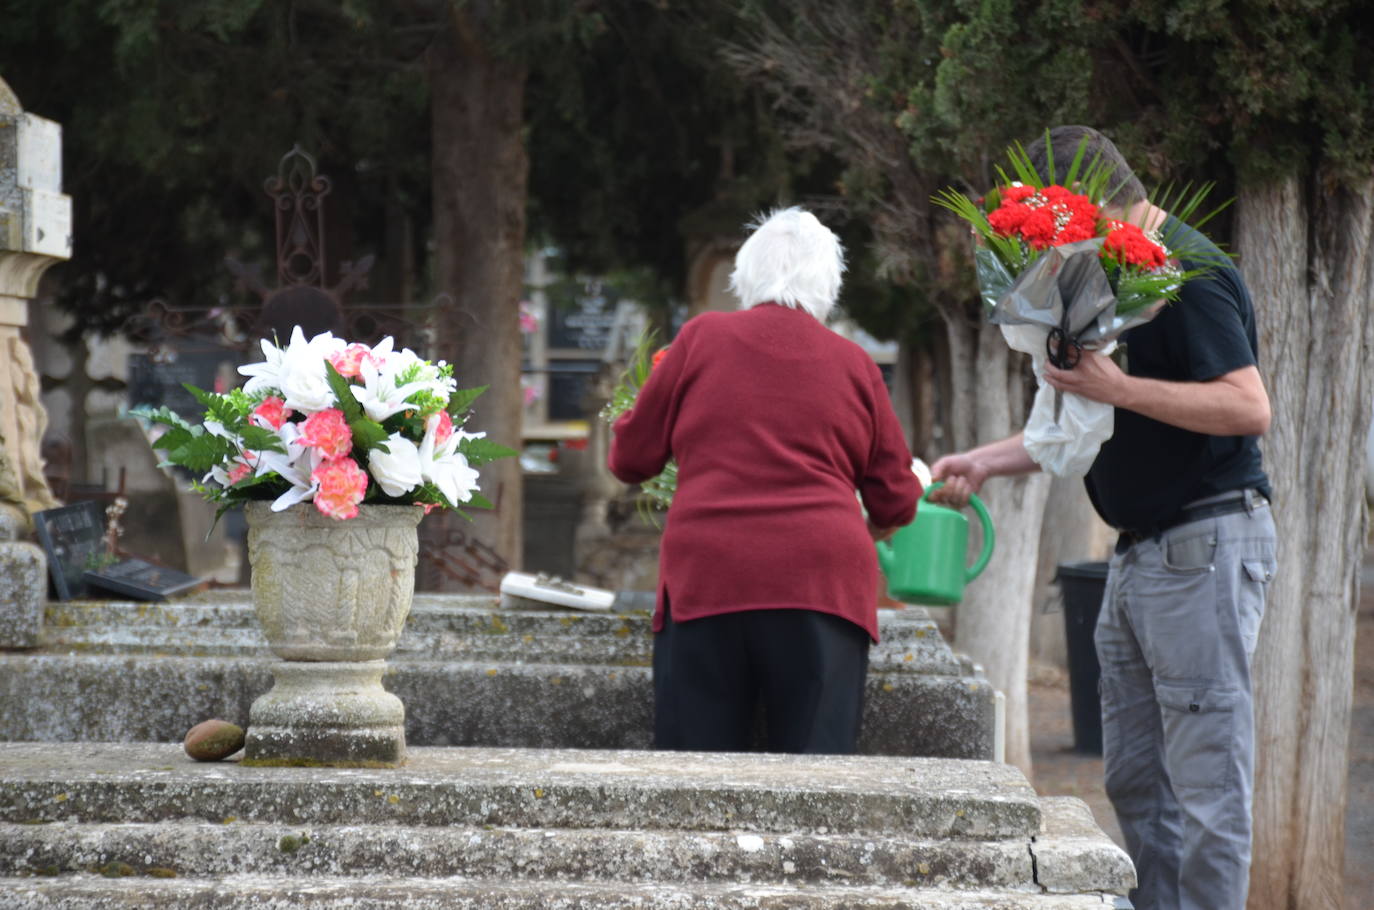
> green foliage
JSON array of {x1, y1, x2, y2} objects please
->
[
  {"x1": 460, "y1": 438, "x2": 520, "y2": 468},
  {"x1": 600, "y1": 331, "x2": 675, "y2": 520},
  {"x1": 446, "y1": 386, "x2": 489, "y2": 418},
  {"x1": 0, "y1": 0, "x2": 433, "y2": 337},
  {"x1": 525, "y1": 1, "x2": 806, "y2": 304}
]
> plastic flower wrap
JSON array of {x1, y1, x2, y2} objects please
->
[
  {"x1": 134, "y1": 327, "x2": 517, "y2": 521},
  {"x1": 601, "y1": 332, "x2": 675, "y2": 520},
  {"x1": 934, "y1": 140, "x2": 1227, "y2": 476}
]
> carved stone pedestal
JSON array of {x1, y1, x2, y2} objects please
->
[{"x1": 242, "y1": 501, "x2": 422, "y2": 767}]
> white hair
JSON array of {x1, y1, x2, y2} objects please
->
[{"x1": 728, "y1": 207, "x2": 845, "y2": 321}]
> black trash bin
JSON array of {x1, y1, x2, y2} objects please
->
[{"x1": 1055, "y1": 561, "x2": 1109, "y2": 755}]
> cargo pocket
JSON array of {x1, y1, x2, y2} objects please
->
[
  {"x1": 1156, "y1": 682, "x2": 1236, "y2": 790},
  {"x1": 1239, "y1": 559, "x2": 1274, "y2": 658}
]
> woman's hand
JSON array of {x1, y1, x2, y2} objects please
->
[{"x1": 867, "y1": 518, "x2": 898, "y2": 543}]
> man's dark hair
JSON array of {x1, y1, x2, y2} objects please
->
[{"x1": 1023, "y1": 126, "x2": 1146, "y2": 209}]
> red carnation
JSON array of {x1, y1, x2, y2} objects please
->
[
  {"x1": 1102, "y1": 221, "x2": 1168, "y2": 269},
  {"x1": 988, "y1": 202, "x2": 1031, "y2": 236},
  {"x1": 1019, "y1": 209, "x2": 1059, "y2": 248}
]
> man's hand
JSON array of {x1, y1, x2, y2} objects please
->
[
  {"x1": 1042, "y1": 351, "x2": 1129, "y2": 405},
  {"x1": 928, "y1": 453, "x2": 989, "y2": 507}
]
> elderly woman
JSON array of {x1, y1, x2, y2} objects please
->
[{"x1": 608, "y1": 207, "x2": 920, "y2": 754}]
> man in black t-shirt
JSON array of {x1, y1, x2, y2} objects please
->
[{"x1": 931, "y1": 126, "x2": 1277, "y2": 910}]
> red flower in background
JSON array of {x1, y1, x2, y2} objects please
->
[{"x1": 651, "y1": 347, "x2": 669, "y2": 370}]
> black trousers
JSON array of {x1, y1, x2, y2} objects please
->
[{"x1": 652, "y1": 601, "x2": 870, "y2": 754}]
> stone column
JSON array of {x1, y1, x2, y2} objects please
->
[{"x1": 0, "y1": 77, "x2": 73, "y2": 648}]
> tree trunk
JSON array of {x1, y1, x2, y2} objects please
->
[
  {"x1": 424, "y1": 5, "x2": 528, "y2": 584},
  {"x1": 1238, "y1": 173, "x2": 1373, "y2": 910},
  {"x1": 1029, "y1": 475, "x2": 1115, "y2": 671},
  {"x1": 945, "y1": 313, "x2": 1050, "y2": 775}
]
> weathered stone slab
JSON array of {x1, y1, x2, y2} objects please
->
[
  {"x1": 0, "y1": 741, "x2": 1132, "y2": 907},
  {"x1": 1031, "y1": 798, "x2": 1135, "y2": 896},
  {"x1": 2, "y1": 593, "x2": 997, "y2": 759},
  {"x1": 0, "y1": 743, "x2": 1040, "y2": 838},
  {"x1": 0, "y1": 877, "x2": 1131, "y2": 909},
  {"x1": 0, "y1": 540, "x2": 45, "y2": 649},
  {"x1": 39, "y1": 595, "x2": 964, "y2": 674},
  {"x1": 0, "y1": 821, "x2": 1040, "y2": 887}
]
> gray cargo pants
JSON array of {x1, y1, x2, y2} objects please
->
[{"x1": 1096, "y1": 492, "x2": 1276, "y2": 910}]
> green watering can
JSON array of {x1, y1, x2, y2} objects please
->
[{"x1": 876, "y1": 482, "x2": 995, "y2": 606}]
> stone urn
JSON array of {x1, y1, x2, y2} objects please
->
[{"x1": 242, "y1": 501, "x2": 423, "y2": 767}]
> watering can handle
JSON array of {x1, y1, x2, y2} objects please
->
[{"x1": 922, "y1": 482, "x2": 996, "y2": 583}]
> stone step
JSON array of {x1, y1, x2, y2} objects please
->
[
  {"x1": 40, "y1": 596, "x2": 962, "y2": 674},
  {"x1": 0, "y1": 743, "x2": 1040, "y2": 839},
  {"x1": 0, "y1": 876, "x2": 1128, "y2": 909},
  {"x1": 0, "y1": 822, "x2": 1041, "y2": 887},
  {"x1": 0, "y1": 655, "x2": 995, "y2": 759},
  {"x1": 0, "y1": 802, "x2": 1131, "y2": 893}
]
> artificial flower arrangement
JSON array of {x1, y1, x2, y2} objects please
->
[
  {"x1": 601, "y1": 332, "x2": 676, "y2": 518},
  {"x1": 134, "y1": 327, "x2": 516, "y2": 521},
  {"x1": 932, "y1": 139, "x2": 1227, "y2": 476}
]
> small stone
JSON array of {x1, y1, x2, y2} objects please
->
[{"x1": 183, "y1": 719, "x2": 246, "y2": 762}]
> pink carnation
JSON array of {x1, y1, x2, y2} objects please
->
[
  {"x1": 433, "y1": 409, "x2": 454, "y2": 446},
  {"x1": 299, "y1": 408, "x2": 353, "y2": 460},
  {"x1": 312, "y1": 458, "x2": 369, "y2": 520},
  {"x1": 329, "y1": 343, "x2": 377, "y2": 378},
  {"x1": 252, "y1": 396, "x2": 292, "y2": 430},
  {"x1": 227, "y1": 461, "x2": 253, "y2": 484}
]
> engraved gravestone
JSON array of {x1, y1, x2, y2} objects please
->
[{"x1": 32, "y1": 500, "x2": 105, "y2": 600}]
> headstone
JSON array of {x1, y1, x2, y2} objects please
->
[
  {"x1": 126, "y1": 348, "x2": 243, "y2": 424},
  {"x1": 546, "y1": 281, "x2": 620, "y2": 351},
  {"x1": 82, "y1": 557, "x2": 202, "y2": 602},
  {"x1": 31, "y1": 500, "x2": 106, "y2": 600}
]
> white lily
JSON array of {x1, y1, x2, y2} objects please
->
[
  {"x1": 253, "y1": 422, "x2": 325, "y2": 510},
  {"x1": 238, "y1": 336, "x2": 290, "y2": 396},
  {"x1": 378, "y1": 345, "x2": 457, "y2": 402},
  {"x1": 354, "y1": 357, "x2": 435, "y2": 423},
  {"x1": 418, "y1": 414, "x2": 481, "y2": 506}
]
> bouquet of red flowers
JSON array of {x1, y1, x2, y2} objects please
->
[{"x1": 934, "y1": 141, "x2": 1225, "y2": 476}]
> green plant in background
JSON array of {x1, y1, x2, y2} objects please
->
[{"x1": 601, "y1": 331, "x2": 675, "y2": 524}]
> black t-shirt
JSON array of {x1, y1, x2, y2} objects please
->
[{"x1": 1085, "y1": 217, "x2": 1272, "y2": 531}]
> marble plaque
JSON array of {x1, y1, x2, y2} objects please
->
[
  {"x1": 23, "y1": 187, "x2": 71, "y2": 259},
  {"x1": 16, "y1": 114, "x2": 61, "y2": 193}
]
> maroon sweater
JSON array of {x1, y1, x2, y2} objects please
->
[{"x1": 609, "y1": 303, "x2": 920, "y2": 642}]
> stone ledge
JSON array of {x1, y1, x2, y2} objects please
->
[
  {"x1": 0, "y1": 821, "x2": 1040, "y2": 888},
  {"x1": 39, "y1": 597, "x2": 962, "y2": 675},
  {"x1": 1031, "y1": 798, "x2": 1135, "y2": 896},
  {"x1": 0, "y1": 743, "x2": 1039, "y2": 839},
  {"x1": 0, "y1": 655, "x2": 996, "y2": 759},
  {"x1": 0, "y1": 875, "x2": 1128, "y2": 909}
]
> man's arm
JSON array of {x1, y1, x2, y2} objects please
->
[
  {"x1": 1042, "y1": 354, "x2": 1271, "y2": 436},
  {"x1": 929, "y1": 433, "x2": 1040, "y2": 505}
]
